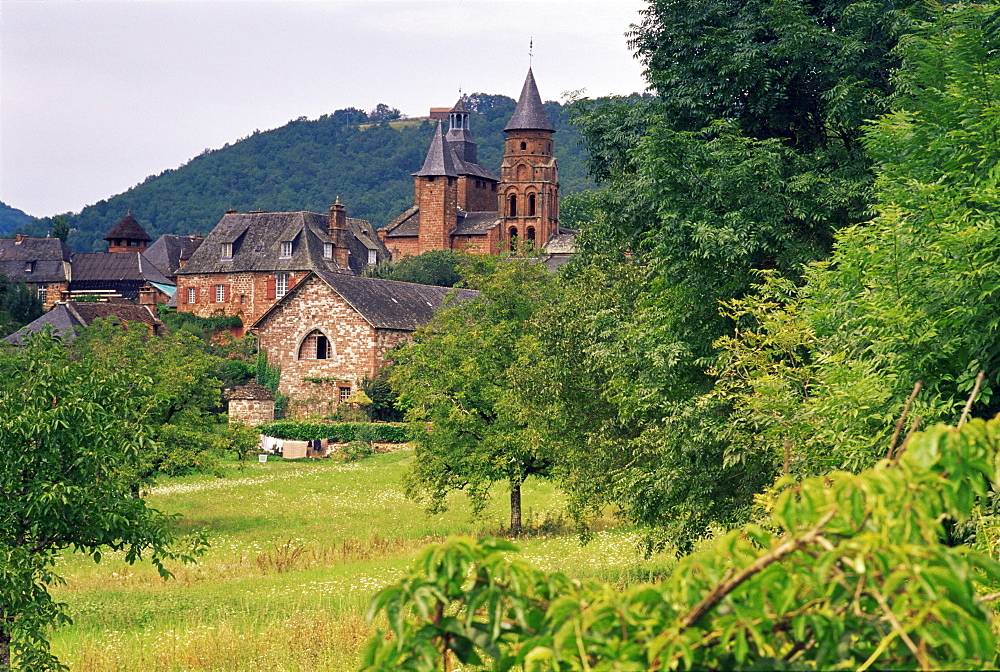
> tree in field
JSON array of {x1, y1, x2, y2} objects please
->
[
  {"x1": 0, "y1": 275, "x2": 42, "y2": 339},
  {"x1": 0, "y1": 331, "x2": 206, "y2": 670},
  {"x1": 713, "y1": 1, "x2": 1000, "y2": 474},
  {"x1": 390, "y1": 257, "x2": 559, "y2": 533},
  {"x1": 364, "y1": 249, "x2": 464, "y2": 287},
  {"x1": 363, "y1": 418, "x2": 1000, "y2": 671}
]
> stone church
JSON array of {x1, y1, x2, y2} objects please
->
[{"x1": 378, "y1": 68, "x2": 566, "y2": 259}]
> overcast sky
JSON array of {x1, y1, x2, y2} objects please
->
[{"x1": 1, "y1": 0, "x2": 649, "y2": 218}]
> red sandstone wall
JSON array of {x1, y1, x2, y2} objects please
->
[{"x1": 176, "y1": 271, "x2": 304, "y2": 325}]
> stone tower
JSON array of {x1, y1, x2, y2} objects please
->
[
  {"x1": 104, "y1": 211, "x2": 152, "y2": 253},
  {"x1": 499, "y1": 68, "x2": 559, "y2": 250},
  {"x1": 412, "y1": 120, "x2": 459, "y2": 254}
]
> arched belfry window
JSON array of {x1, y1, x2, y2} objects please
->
[
  {"x1": 520, "y1": 141, "x2": 527, "y2": 150},
  {"x1": 526, "y1": 227, "x2": 536, "y2": 244},
  {"x1": 527, "y1": 193, "x2": 536, "y2": 216},
  {"x1": 508, "y1": 227, "x2": 518, "y2": 251},
  {"x1": 508, "y1": 194, "x2": 517, "y2": 217},
  {"x1": 299, "y1": 329, "x2": 332, "y2": 360}
]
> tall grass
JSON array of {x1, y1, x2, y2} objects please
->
[{"x1": 50, "y1": 450, "x2": 673, "y2": 670}]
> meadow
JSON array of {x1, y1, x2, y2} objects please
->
[{"x1": 50, "y1": 449, "x2": 674, "y2": 671}]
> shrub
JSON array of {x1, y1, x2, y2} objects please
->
[
  {"x1": 341, "y1": 440, "x2": 374, "y2": 462},
  {"x1": 256, "y1": 420, "x2": 408, "y2": 443}
]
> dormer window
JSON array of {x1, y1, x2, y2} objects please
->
[
  {"x1": 23, "y1": 261, "x2": 33, "y2": 273},
  {"x1": 367, "y1": 249, "x2": 377, "y2": 266},
  {"x1": 221, "y1": 242, "x2": 233, "y2": 260},
  {"x1": 280, "y1": 241, "x2": 293, "y2": 258},
  {"x1": 323, "y1": 242, "x2": 333, "y2": 259}
]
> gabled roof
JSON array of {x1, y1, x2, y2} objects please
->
[
  {"x1": 104, "y1": 212, "x2": 152, "y2": 242},
  {"x1": 252, "y1": 271, "x2": 478, "y2": 332},
  {"x1": 143, "y1": 234, "x2": 204, "y2": 278},
  {"x1": 0, "y1": 237, "x2": 72, "y2": 283},
  {"x1": 381, "y1": 206, "x2": 420, "y2": 238},
  {"x1": 3, "y1": 302, "x2": 162, "y2": 344},
  {"x1": 225, "y1": 381, "x2": 275, "y2": 401},
  {"x1": 504, "y1": 68, "x2": 555, "y2": 133},
  {"x1": 176, "y1": 210, "x2": 388, "y2": 277},
  {"x1": 414, "y1": 121, "x2": 458, "y2": 177},
  {"x1": 71, "y1": 252, "x2": 173, "y2": 285}
]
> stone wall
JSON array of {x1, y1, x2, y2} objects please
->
[
  {"x1": 176, "y1": 270, "x2": 304, "y2": 326},
  {"x1": 228, "y1": 398, "x2": 275, "y2": 426}
]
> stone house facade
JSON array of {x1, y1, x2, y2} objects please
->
[
  {"x1": 225, "y1": 381, "x2": 276, "y2": 426},
  {"x1": 175, "y1": 202, "x2": 389, "y2": 330},
  {"x1": 379, "y1": 68, "x2": 570, "y2": 260},
  {"x1": 251, "y1": 270, "x2": 476, "y2": 417}
]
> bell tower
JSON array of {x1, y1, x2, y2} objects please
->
[{"x1": 499, "y1": 68, "x2": 559, "y2": 251}]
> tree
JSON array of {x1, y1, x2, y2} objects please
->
[
  {"x1": 713, "y1": 1, "x2": 1000, "y2": 474},
  {"x1": 0, "y1": 276, "x2": 43, "y2": 339},
  {"x1": 49, "y1": 216, "x2": 68, "y2": 243},
  {"x1": 0, "y1": 331, "x2": 206, "y2": 669},
  {"x1": 390, "y1": 257, "x2": 559, "y2": 533},
  {"x1": 363, "y1": 418, "x2": 1000, "y2": 671},
  {"x1": 364, "y1": 249, "x2": 464, "y2": 287}
]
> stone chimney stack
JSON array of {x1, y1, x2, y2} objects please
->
[
  {"x1": 328, "y1": 198, "x2": 350, "y2": 270},
  {"x1": 138, "y1": 285, "x2": 158, "y2": 317}
]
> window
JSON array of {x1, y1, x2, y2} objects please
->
[
  {"x1": 526, "y1": 227, "x2": 536, "y2": 245},
  {"x1": 298, "y1": 330, "x2": 332, "y2": 360},
  {"x1": 508, "y1": 194, "x2": 517, "y2": 217},
  {"x1": 36, "y1": 285, "x2": 47, "y2": 301},
  {"x1": 367, "y1": 249, "x2": 377, "y2": 266},
  {"x1": 280, "y1": 241, "x2": 293, "y2": 258},
  {"x1": 528, "y1": 193, "x2": 536, "y2": 216},
  {"x1": 339, "y1": 386, "x2": 352, "y2": 403},
  {"x1": 520, "y1": 141, "x2": 527, "y2": 150},
  {"x1": 508, "y1": 227, "x2": 518, "y2": 251},
  {"x1": 221, "y1": 242, "x2": 233, "y2": 260},
  {"x1": 323, "y1": 242, "x2": 333, "y2": 259},
  {"x1": 187, "y1": 287, "x2": 196, "y2": 304},
  {"x1": 215, "y1": 284, "x2": 226, "y2": 302},
  {"x1": 23, "y1": 261, "x2": 33, "y2": 273},
  {"x1": 275, "y1": 273, "x2": 289, "y2": 298}
]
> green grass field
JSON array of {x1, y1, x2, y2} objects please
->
[{"x1": 49, "y1": 450, "x2": 672, "y2": 671}]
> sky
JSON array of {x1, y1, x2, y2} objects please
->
[{"x1": 0, "y1": 0, "x2": 649, "y2": 218}]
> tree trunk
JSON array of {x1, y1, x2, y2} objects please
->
[
  {"x1": 0, "y1": 626, "x2": 10, "y2": 671},
  {"x1": 510, "y1": 482, "x2": 522, "y2": 535}
]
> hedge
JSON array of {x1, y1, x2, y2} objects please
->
[{"x1": 256, "y1": 421, "x2": 409, "y2": 443}]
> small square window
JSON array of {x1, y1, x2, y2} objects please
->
[
  {"x1": 339, "y1": 386, "x2": 352, "y2": 403},
  {"x1": 280, "y1": 241, "x2": 293, "y2": 258}
]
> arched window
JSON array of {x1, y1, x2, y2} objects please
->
[
  {"x1": 526, "y1": 227, "x2": 536, "y2": 245},
  {"x1": 527, "y1": 193, "x2": 536, "y2": 216},
  {"x1": 520, "y1": 141, "x2": 527, "y2": 150},
  {"x1": 508, "y1": 194, "x2": 517, "y2": 217},
  {"x1": 298, "y1": 329, "x2": 332, "y2": 360},
  {"x1": 508, "y1": 227, "x2": 518, "y2": 251}
]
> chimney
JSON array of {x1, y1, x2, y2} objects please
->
[
  {"x1": 328, "y1": 198, "x2": 350, "y2": 270},
  {"x1": 138, "y1": 285, "x2": 158, "y2": 318},
  {"x1": 14, "y1": 234, "x2": 26, "y2": 244}
]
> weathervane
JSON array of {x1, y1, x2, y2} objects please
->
[{"x1": 529, "y1": 37, "x2": 533, "y2": 67}]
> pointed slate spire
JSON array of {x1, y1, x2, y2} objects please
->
[
  {"x1": 414, "y1": 121, "x2": 458, "y2": 177},
  {"x1": 104, "y1": 212, "x2": 152, "y2": 243},
  {"x1": 504, "y1": 68, "x2": 555, "y2": 133}
]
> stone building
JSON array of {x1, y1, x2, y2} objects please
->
[
  {"x1": 379, "y1": 68, "x2": 569, "y2": 259},
  {"x1": 175, "y1": 202, "x2": 389, "y2": 329},
  {"x1": 0, "y1": 235, "x2": 72, "y2": 309},
  {"x1": 143, "y1": 234, "x2": 204, "y2": 280},
  {"x1": 225, "y1": 381, "x2": 275, "y2": 426},
  {"x1": 3, "y1": 301, "x2": 164, "y2": 344},
  {"x1": 251, "y1": 270, "x2": 476, "y2": 417}
]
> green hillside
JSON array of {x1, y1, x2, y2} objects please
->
[
  {"x1": 0, "y1": 201, "x2": 34, "y2": 236},
  {"x1": 18, "y1": 95, "x2": 594, "y2": 253}
]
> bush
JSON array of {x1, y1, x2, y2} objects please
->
[
  {"x1": 149, "y1": 424, "x2": 228, "y2": 476},
  {"x1": 256, "y1": 420, "x2": 408, "y2": 443},
  {"x1": 340, "y1": 440, "x2": 374, "y2": 462}
]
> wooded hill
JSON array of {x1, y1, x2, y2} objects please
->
[
  {"x1": 16, "y1": 95, "x2": 595, "y2": 253},
  {"x1": 0, "y1": 202, "x2": 32, "y2": 236}
]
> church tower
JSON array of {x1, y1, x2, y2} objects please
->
[
  {"x1": 413, "y1": 121, "x2": 458, "y2": 254},
  {"x1": 500, "y1": 68, "x2": 559, "y2": 250}
]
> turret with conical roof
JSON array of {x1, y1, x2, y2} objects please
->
[
  {"x1": 500, "y1": 68, "x2": 559, "y2": 251},
  {"x1": 105, "y1": 211, "x2": 152, "y2": 253}
]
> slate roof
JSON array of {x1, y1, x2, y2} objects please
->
[
  {"x1": 225, "y1": 381, "x2": 275, "y2": 401},
  {"x1": 70, "y1": 252, "x2": 174, "y2": 299},
  {"x1": 0, "y1": 237, "x2": 72, "y2": 283},
  {"x1": 381, "y1": 206, "x2": 420, "y2": 238},
  {"x1": 143, "y1": 234, "x2": 204, "y2": 278},
  {"x1": 543, "y1": 230, "x2": 576, "y2": 255},
  {"x1": 413, "y1": 122, "x2": 458, "y2": 177},
  {"x1": 177, "y1": 210, "x2": 388, "y2": 277},
  {"x1": 104, "y1": 212, "x2": 152, "y2": 242},
  {"x1": 3, "y1": 302, "x2": 162, "y2": 344},
  {"x1": 452, "y1": 211, "x2": 500, "y2": 235},
  {"x1": 251, "y1": 271, "x2": 479, "y2": 332},
  {"x1": 504, "y1": 68, "x2": 555, "y2": 133}
]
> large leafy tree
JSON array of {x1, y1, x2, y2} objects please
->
[
  {"x1": 0, "y1": 331, "x2": 206, "y2": 669},
  {"x1": 714, "y1": 1, "x2": 1000, "y2": 474},
  {"x1": 390, "y1": 257, "x2": 560, "y2": 533}
]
